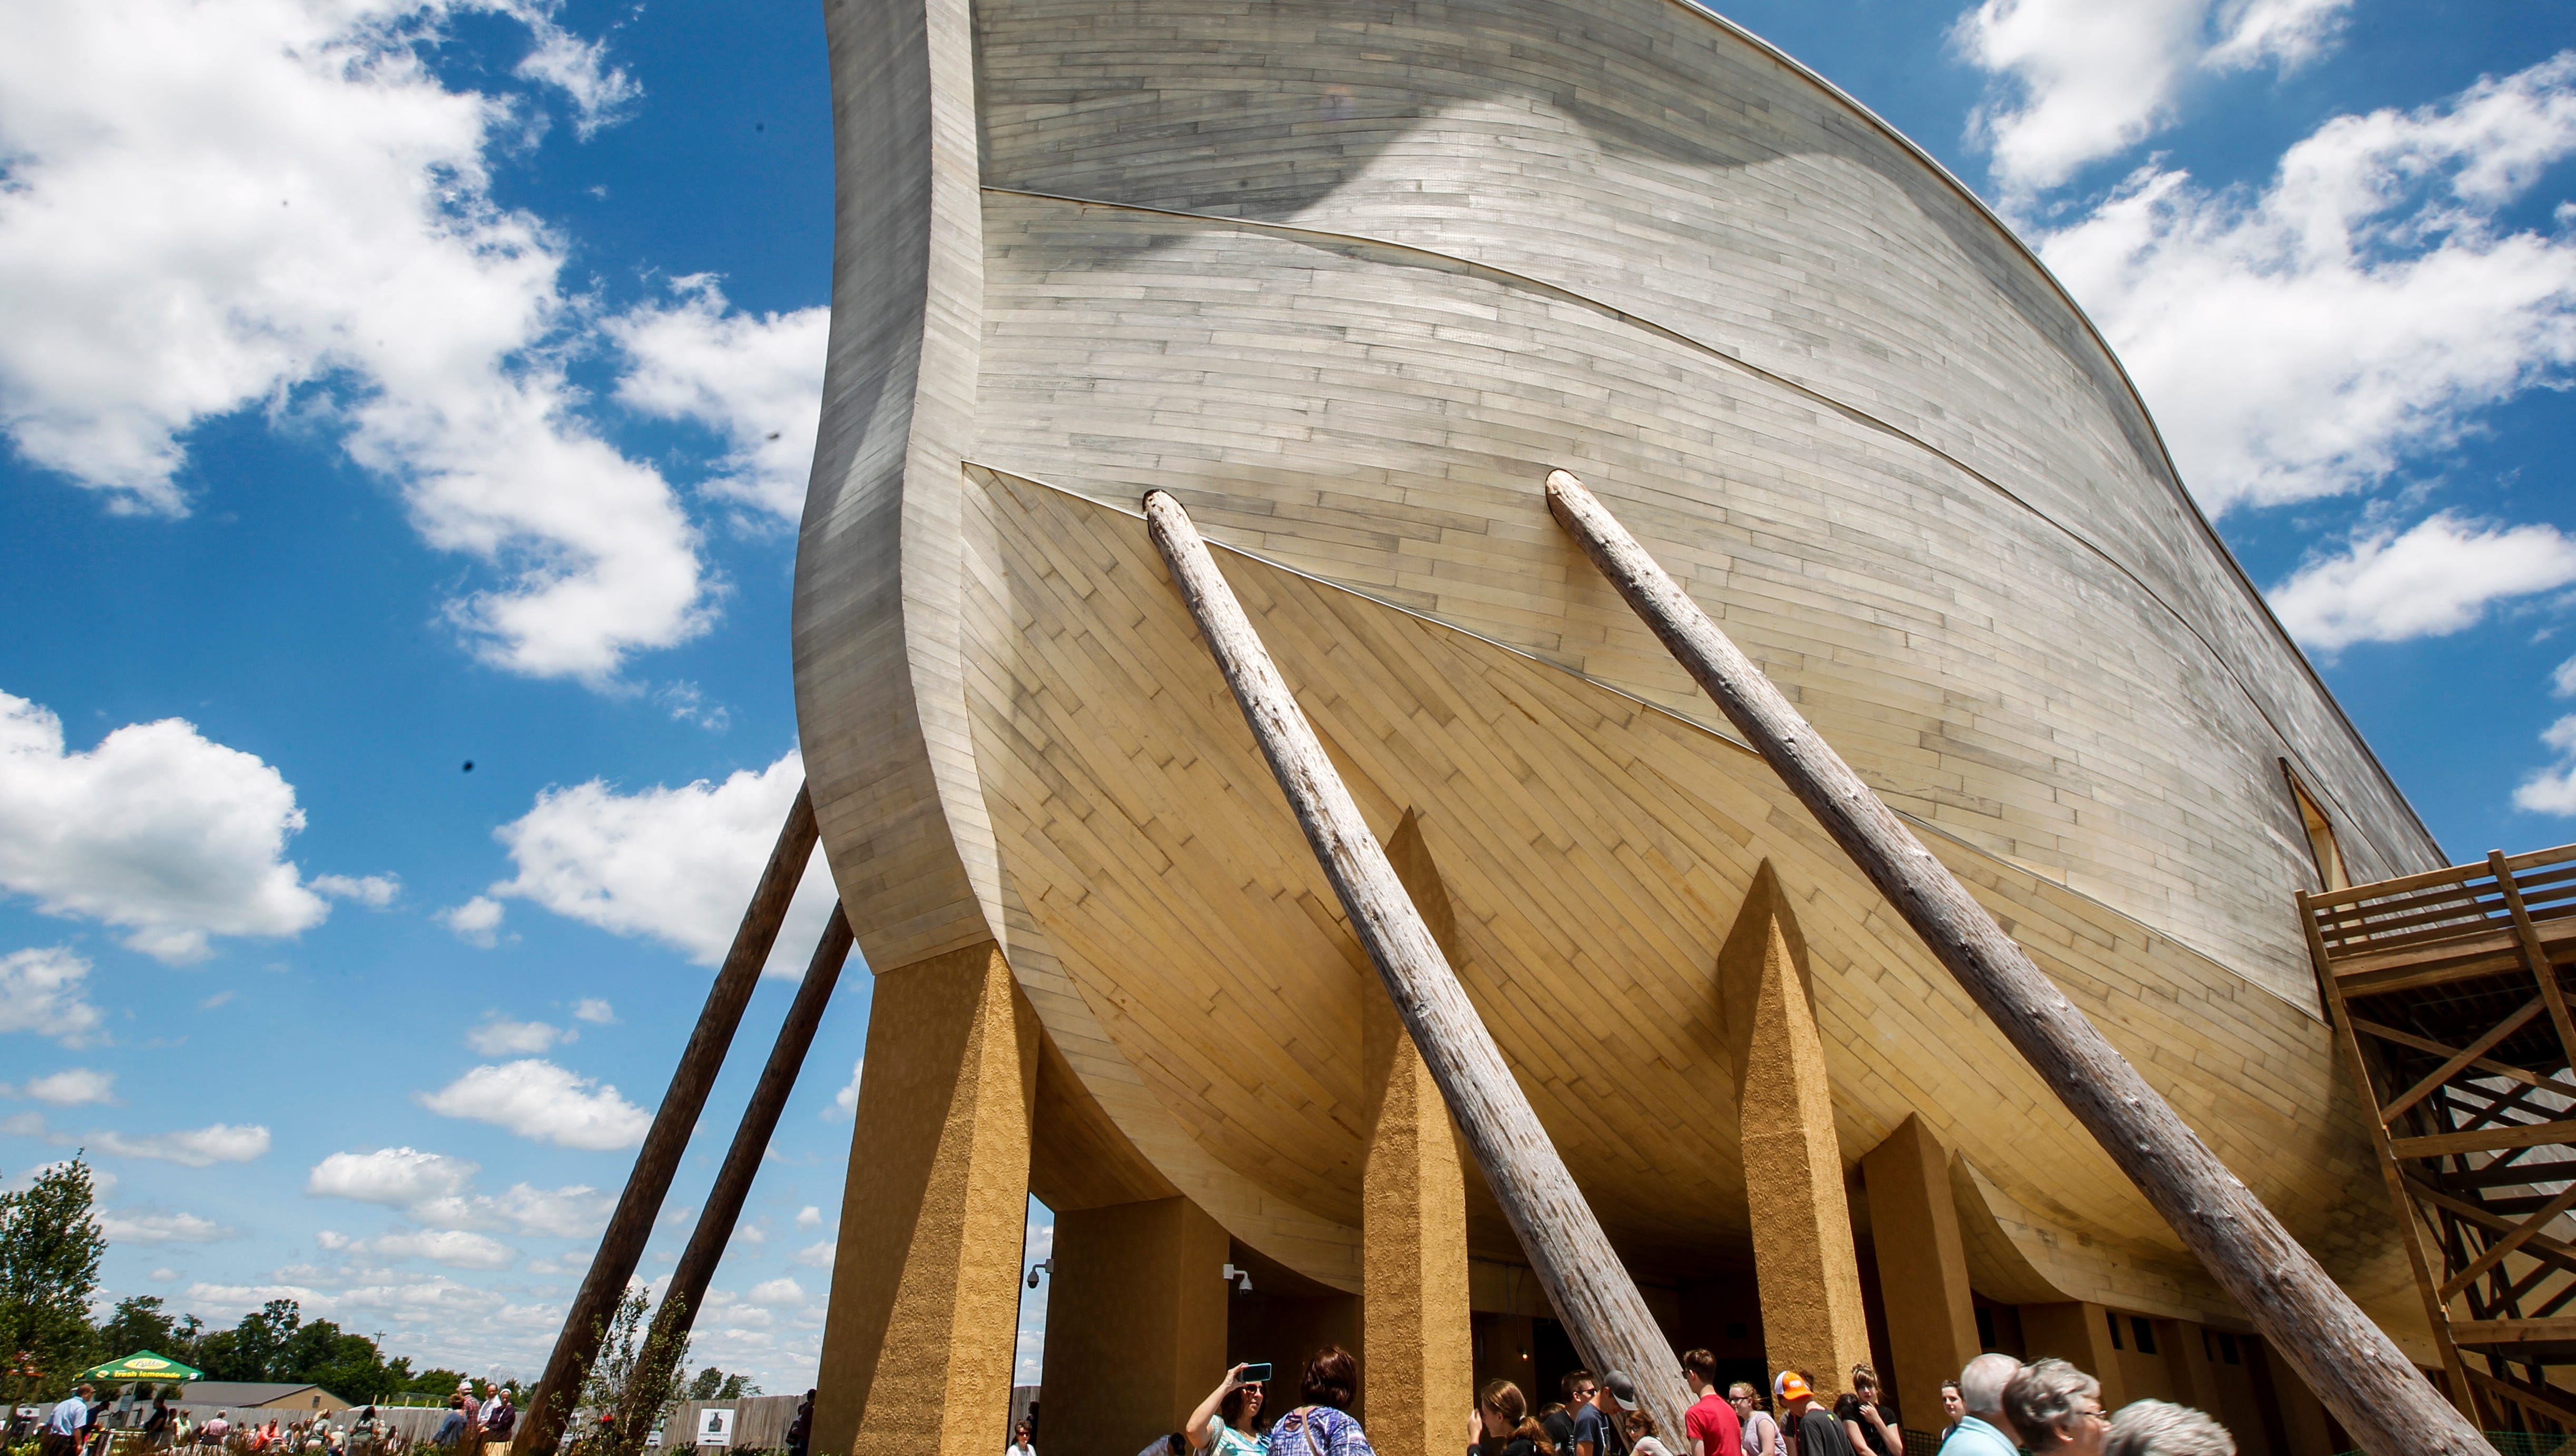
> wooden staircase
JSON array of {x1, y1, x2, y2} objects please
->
[{"x1": 2305, "y1": 848, "x2": 2576, "y2": 1432}]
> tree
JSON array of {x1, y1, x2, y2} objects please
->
[
  {"x1": 99, "y1": 1296, "x2": 175, "y2": 1356},
  {"x1": 682, "y1": 1369, "x2": 758, "y2": 1401},
  {"x1": 574, "y1": 1289, "x2": 690, "y2": 1456},
  {"x1": 0, "y1": 1158, "x2": 106, "y2": 1401}
]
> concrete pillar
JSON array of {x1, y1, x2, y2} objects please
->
[
  {"x1": 1361, "y1": 811, "x2": 1476, "y2": 1456},
  {"x1": 1038, "y1": 1196, "x2": 1232, "y2": 1456},
  {"x1": 814, "y1": 941, "x2": 1038, "y2": 1456},
  {"x1": 1719, "y1": 862, "x2": 1872, "y2": 1400},
  {"x1": 2017, "y1": 1302, "x2": 2125, "y2": 1411},
  {"x1": 1861, "y1": 1115, "x2": 1978, "y2": 1423}
]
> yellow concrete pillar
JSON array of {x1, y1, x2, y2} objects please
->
[
  {"x1": 2017, "y1": 1303, "x2": 2125, "y2": 1411},
  {"x1": 1719, "y1": 862, "x2": 1871, "y2": 1400},
  {"x1": 814, "y1": 941, "x2": 1038, "y2": 1456},
  {"x1": 1364, "y1": 810, "x2": 1476, "y2": 1455},
  {"x1": 1038, "y1": 1196, "x2": 1232, "y2": 1456},
  {"x1": 1861, "y1": 1115, "x2": 1978, "y2": 1424}
]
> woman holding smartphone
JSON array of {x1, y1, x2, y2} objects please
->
[{"x1": 1188, "y1": 1362, "x2": 1272, "y2": 1454}]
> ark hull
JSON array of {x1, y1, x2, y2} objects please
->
[{"x1": 794, "y1": 0, "x2": 2432, "y2": 1443}]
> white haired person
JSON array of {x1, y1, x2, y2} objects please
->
[
  {"x1": 2001, "y1": 1359, "x2": 2109, "y2": 1456},
  {"x1": 2104, "y1": 1402, "x2": 2234, "y2": 1456},
  {"x1": 1944, "y1": 1354, "x2": 2021, "y2": 1456}
]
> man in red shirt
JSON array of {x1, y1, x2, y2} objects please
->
[{"x1": 1679, "y1": 1350, "x2": 1743, "y2": 1456}]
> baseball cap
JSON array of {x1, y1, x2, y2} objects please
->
[
  {"x1": 1773, "y1": 1371, "x2": 1812, "y2": 1402},
  {"x1": 1602, "y1": 1372, "x2": 1638, "y2": 1404}
]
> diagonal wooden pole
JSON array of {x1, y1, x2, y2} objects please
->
[
  {"x1": 1542, "y1": 467, "x2": 2490, "y2": 1456},
  {"x1": 517, "y1": 784, "x2": 820, "y2": 1456},
  {"x1": 1144, "y1": 489, "x2": 1693, "y2": 1442},
  {"x1": 618, "y1": 904, "x2": 856, "y2": 1440}
]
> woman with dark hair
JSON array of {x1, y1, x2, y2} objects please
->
[
  {"x1": 1266, "y1": 1347, "x2": 1373, "y2": 1456},
  {"x1": 1185, "y1": 1363, "x2": 1268, "y2": 1454},
  {"x1": 1473, "y1": 1380, "x2": 1552, "y2": 1456}
]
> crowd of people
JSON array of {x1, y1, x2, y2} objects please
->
[
  {"x1": 1065, "y1": 1343, "x2": 2238, "y2": 1456},
  {"x1": 24, "y1": 1380, "x2": 522, "y2": 1456}
]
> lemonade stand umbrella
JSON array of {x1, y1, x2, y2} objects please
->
[{"x1": 74, "y1": 1352, "x2": 203, "y2": 1387}]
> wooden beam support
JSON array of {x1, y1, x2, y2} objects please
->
[
  {"x1": 624, "y1": 904, "x2": 857, "y2": 1433},
  {"x1": 1543, "y1": 468, "x2": 2490, "y2": 1456},
  {"x1": 516, "y1": 784, "x2": 820, "y2": 1456},
  {"x1": 1142, "y1": 489, "x2": 1692, "y2": 1442}
]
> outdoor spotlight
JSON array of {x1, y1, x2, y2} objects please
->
[{"x1": 1025, "y1": 1256, "x2": 1051, "y2": 1289}]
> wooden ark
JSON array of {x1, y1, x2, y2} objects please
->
[{"x1": 790, "y1": 0, "x2": 2438, "y2": 1449}]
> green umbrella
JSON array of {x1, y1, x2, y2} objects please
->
[{"x1": 74, "y1": 1352, "x2": 204, "y2": 1385}]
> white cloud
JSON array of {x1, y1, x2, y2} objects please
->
[
  {"x1": 509, "y1": 12, "x2": 638, "y2": 138},
  {"x1": 2038, "y1": 53, "x2": 2576, "y2": 513},
  {"x1": 829, "y1": 1058, "x2": 863, "y2": 1118},
  {"x1": 611, "y1": 277, "x2": 830, "y2": 523},
  {"x1": 746, "y1": 1276, "x2": 803, "y2": 1304},
  {"x1": 1956, "y1": 0, "x2": 2350, "y2": 193},
  {"x1": 147, "y1": 1268, "x2": 178, "y2": 1283},
  {"x1": 6, "y1": 1068, "x2": 116, "y2": 1106},
  {"x1": 310, "y1": 1146, "x2": 478, "y2": 1206},
  {"x1": 2269, "y1": 512, "x2": 2576, "y2": 651},
  {"x1": 312, "y1": 874, "x2": 401, "y2": 907},
  {"x1": 467, "y1": 1017, "x2": 569, "y2": 1055},
  {"x1": 308, "y1": 1146, "x2": 611, "y2": 1236},
  {"x1": 352, "y1": 1226, "x2": 519, "y2": 1271},
  {"x1": 441, "y1": 895, "x2": 507, "y2": 948},
  {"x1": 419, "y1": 1059, "x2": 650, "y2": 1150},
  {"x1": 90, "y1": 1124, "x2": 272, "y2": 1167},
  {"x1": 794, "y1": 1205, "x2": 821, "y2": 1230},
  {"x1": 790, "y1": 1240, "x2": 836, "y2": 1269},
  {"x1": 2519, "y1": 716, "x2": 2576, "y2": 814},
  {"x1": 0, "y1": 949, "x2": 104, "y2": 1047},
  {"x1": 489, "y1": 749, "x2": 836, "y2": 973},
  {"x1": 0, "y1": 691, "x2": 371, "y2": 961},
  {"x1": 572, "y1": 997, "x2": 617, "y2": 1024},
  {"x1": 0, "y1": 0, "x2": 712, "y2": 683},
  {"x1": 99, "y1": 1209, "x2": 233, "y2": 1243}
]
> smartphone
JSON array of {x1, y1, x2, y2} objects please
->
[{"x1": 1238, "y1": 1363, "x2": 1272, "y2": 1383}]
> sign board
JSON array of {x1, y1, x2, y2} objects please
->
[{"x1": 694, "y1": 1409, "x2": 731, "y2": 1448}]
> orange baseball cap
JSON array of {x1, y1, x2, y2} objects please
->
[{"x1": 1773, "y1": 1372, "x2": 1812, "y2": 1402}]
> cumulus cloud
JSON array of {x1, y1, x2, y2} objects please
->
[
  {"x1": 2038, "y1": 53, "x2": 2576, "y2": 513},
  {"x1": 572, "y1": 997, "x2": 617, "y2": 1024},
  {"x1": 794, "y1": 1205, "x2": 821, "y2": 1230},
  {"x1": 0, "y1": 0, "x2": 713, "y2": 682},
  {"x1": 99, "y1": 1209, "x2": 234, "y2": 1243},
  {"x1": 323, "y1": 1226, "x2": 518, "y2": 1271},
  {"x1": 441, "y1": 896, "x2": 506, "y2": 949},
  {"x1": 4, "y1": 1069, "x2": 117, "y2": 1106},
  {"x1": 2519, "y1": 717, "x2": 2576, "y2": 815},
  {"x1": 829, "y1": 1059, "x2": 863, "y2": 1119},
  {"x1": 87, "y1": 1124, "x2": 272, "y2": 1167},
  {"x1": 419, "y1": 1060, "x2": 650, "y2": 1150},
  {"x1": 790, "y1": 1240, "x2": 836, "y2": 1269},
  {"x1": 2269, "y1": 513, "x2": 2576, "y2": 651},
  {"x1": 489, "y1": 749, "x2": 836, "y2": 973},
  {"x1": 1956, "y1": 0, "x2": 2350, "y2": 193},
  {"x1": 0, "y1": 949, "x2": 104, "y2": 1047},
  {"x1": 308, "y1": 1146, "x2": 613, "y2": 1237},
  {"x1": 611, "y1": 277, "x2": 829, "y2": 523},
  {"x1": 746, "y1": 1276, "x2": 803, "y2": 1305},
  {"x1": 467, "y1": 1017, "x2": 571, "y2": 1056},
  {"x1": 0, "y1": 691, "x2": 381, "y2": 961},
  {"x1": 312, "y1": 874, "x2": 400, "y2": 907}
]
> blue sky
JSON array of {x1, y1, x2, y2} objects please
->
[{"x1": 2, "y1": 0, "x2": 2574, "y2": 1396}]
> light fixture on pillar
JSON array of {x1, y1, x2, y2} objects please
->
[
  {"x1": 1025, "y1": 1257, "x2": 1051, "y2": 1291},
  {"x1": 1220, "y1": 1263, "x2": 1252, "y2": 1294}
]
